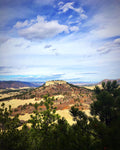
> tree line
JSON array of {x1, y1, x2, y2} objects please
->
[{"x1": 0, "y1": 80, "x2": 120, "y2": 150}]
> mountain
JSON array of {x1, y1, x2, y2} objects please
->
[
  {"x1": 15, "y1": 80, "x2": 93, "y2": 100},
  {"x1": 98, "y1": 79, "x2": 120, "y2": 85},
  {"x1": 11, "y1": 80, "x2": 94, "y2": 115},
  {"x1": 0, "y1": 81, "x2": 44, "y2": 89}
]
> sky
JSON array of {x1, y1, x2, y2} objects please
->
[{"x1": 0, "y1": 0, "x2": 120, "y2": 82}]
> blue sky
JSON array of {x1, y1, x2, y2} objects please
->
[{"x1": 0, "y1": 0, "x2": 120, "y2": 82}]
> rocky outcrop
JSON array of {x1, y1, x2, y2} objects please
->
[{"x1": 45, "y1": 80, "x2": 67, "y2": 86}]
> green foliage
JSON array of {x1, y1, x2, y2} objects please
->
[
  {"x1": 91, "y1": 80, "x2": 120, "y2": 125},
  {"x1": 30, "y1": 94, "x2": 35, "y2": 98},
  {"x1": 0, "y1": 103, "x2": 20, "y2": 131},
  {"x1": 70, "y1": 106, "x2": 95, "y2": 150},
  {"x1": 21, "y1": 103, "x2": 27, "y2": 110},
  {"x1": 90, "y1": 80, "x2": 120, "y2": 149},
  {"x1": 0, "y1": 103, "x2": 26, "y2": 150},
  {"x1": 29, "y1": 102, "x2": 33, "y2": 106},
  {"x1": 29, "y1": 96, "x2": 60, "y2": 131}
]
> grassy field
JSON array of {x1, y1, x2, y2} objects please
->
[
  {"x1": 83, "y1": 84, "x2": 102, "y2": 90},
  {"x1": 0, "y1": 98, "x2": 42, "y2": 109}
]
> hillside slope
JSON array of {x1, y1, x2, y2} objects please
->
[{"x1": 11, "y1": 80, "x2": 94, "y2": 115}]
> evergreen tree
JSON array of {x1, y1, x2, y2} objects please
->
[{"x1": 90, "y1": 80, "x2": 120, "y2": 150}]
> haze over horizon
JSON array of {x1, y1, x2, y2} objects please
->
[{"x1": 0, "y1": 0, "x2": 120, "y2": 82}]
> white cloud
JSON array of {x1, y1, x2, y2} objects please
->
[
  {"x1": 97, "y1": 39, "x2": 120, "y2": 55},
  {"x1": 68, "y1": 15, "x2": 73, "y2": 19},
  {"x1": 59, "y1": 2, "x2": 84, "y2": 14},
  {"x1": 16, "y1": 16, "x2": 69, "y2": 40},
  {"x1": 59, "y1": 2, "x2": 74, "y2": 13},
  {"x1": 68, "y1": 20, "x2": 81, "y2": 25},
  {"x1": 59, "y1": 2, "x2": 87, "y2": 21},
  {"x1": 58, "y1": 1, "x2": 64, "y2": 6},
  {"x1": 70, "y1": 26, "x2": 79, "y2": 32},
  {"x1": 80, "y1": 14, "x2": 88, "y2": 19},
  {"x1": 73, "y1": 7, "x2": 84, "y2": 14},
  {"x1": 0, "y1": 38, "x2": 31, "y2": 58},
  {"x1": 14, "y1": 20, "x2": 28, "y2": 28}
]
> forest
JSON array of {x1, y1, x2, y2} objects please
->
[{"x1": 0, "y1": 80, "x2": 120, "y2": 150}]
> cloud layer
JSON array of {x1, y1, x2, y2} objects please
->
[{"x1": 0, "y1": 0, "x2": 120, "y2": 82}]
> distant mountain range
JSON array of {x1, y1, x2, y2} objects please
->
[
  {"x1": 0, "y1": 81, "x2": 44, "y2": 89},
  {"x1": 0, "y1": 79, "x2": 119, "y2": 89}
]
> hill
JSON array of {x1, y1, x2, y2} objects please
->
[
  {"x1": 82, "y1": 79, "x2": 120, "y2": 90},
  {"x1": 0, "y1": 80, "x2": 95, "y2": 124},
  {"x1": 0, "y1": 81, "x2": 44, "y2": 89},
  {"x1": 10, "y1": 80, "x2": 94, "y2": 116},
  {"x1": 99, "y1": 79, "x2": 120, "y2": 85}
]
